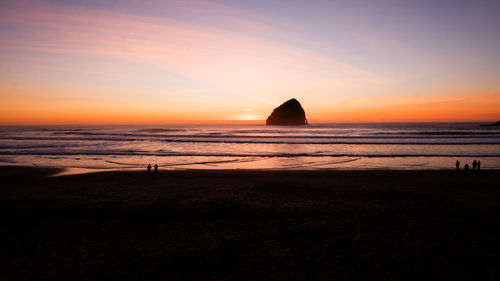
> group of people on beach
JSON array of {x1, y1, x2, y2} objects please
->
[
  {"x1": 147, "y1": 163, "x2": 158, "y2": 173},
  {"x1": 456, "y1": 160, "x2": 481, "y2": 174}
]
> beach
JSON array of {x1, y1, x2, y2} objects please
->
[
  {"x1": 4, "y1": 0, "x2": 500, "y2": 279},
  {"x1": 1, "y1": 167, "x2": 499, "y2": 280}
]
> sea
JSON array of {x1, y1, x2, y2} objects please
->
[{"x1": 1, "y1": 122, "x2": 499, "y2": 173}]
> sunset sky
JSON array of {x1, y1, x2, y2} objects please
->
[{"x1": 1, "y1": 0, "x2": 500, "y2": 124}]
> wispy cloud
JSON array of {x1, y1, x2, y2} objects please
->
[
  {"x1": 0, "y1": 0, "x2": 387, "y2": 97},
  {"x1": 1, "y1": 0, "x2": 498, "y2": 123}
]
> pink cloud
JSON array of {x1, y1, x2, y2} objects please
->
[{"x1": 0, "y1": 0, "x2": 388, "y2": 96}]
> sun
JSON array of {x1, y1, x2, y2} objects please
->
[{"x1": 223, "y1": 108, "x2": 266, "y2": 121}]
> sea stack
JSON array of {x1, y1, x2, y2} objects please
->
[
  {"x1": 480, "y1": 121, "x2": 500, "y2": 127},
  {"x1": 266, "y1": 98, "x2": 308, "y2": 125}
]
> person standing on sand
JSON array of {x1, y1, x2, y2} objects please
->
[
  {"x1": 147, "y1": 163, "x2": 152, "y2": 173},
  {"x1": 154, "y1": 164, "x2": 158, "y2": 173},
  {"x1": 456, "y1": 160, "x2": 460, "y2": 171},
  {"x1": 478, "y1": 160, "x2": 481, "y2": 173},
  {"x1": 473, "y1": 160, "x2": 477, "y2": 174},
  {"x1": 464, "y1": 163, "x2": 469, "y2": 172}
]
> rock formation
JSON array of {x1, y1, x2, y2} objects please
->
[
  {"x1": 266, "y1": 98, "x2": 308, "y2": 125},
  {"x1": 480, "y1": 121, "x2": 500, "y2": 126}
]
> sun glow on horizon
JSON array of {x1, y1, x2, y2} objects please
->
[{"x1": 1, "y1": 0, "x2": 500, "y2": 124}]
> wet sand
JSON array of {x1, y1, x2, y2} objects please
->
[{"x1": 1, "y1": 167, "x2": 499, "y2": 280}]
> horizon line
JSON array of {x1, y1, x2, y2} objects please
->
[{"x1": 1, "y1": 120, "x2": 498, "y2": 126}]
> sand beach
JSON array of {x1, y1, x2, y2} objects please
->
[{"x1": 1, "y1": 167, "x2": 499, "y2": 280}]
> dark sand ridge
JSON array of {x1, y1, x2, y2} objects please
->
[{"x1": 1, "y1": 167, "x2": 500, "y2": 280}]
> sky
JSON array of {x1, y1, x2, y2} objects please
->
[{"x1": 1, "y1": 0, "x2": 500, "y2": 124}]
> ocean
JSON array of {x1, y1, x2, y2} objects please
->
[{"x1": 1, "y1": 122, "x2": 499, "y2": 172}]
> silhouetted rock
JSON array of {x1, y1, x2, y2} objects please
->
[
  {"x1": 266, "y1": 98, "x2": 308, "y2": 125},
  {"x1": 480, "y1": 121, "x2": 500, "y2": 126}
]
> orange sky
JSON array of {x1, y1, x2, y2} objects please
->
[{"x1": 1, "y1": 0, "x2": 500, "y2": 124}]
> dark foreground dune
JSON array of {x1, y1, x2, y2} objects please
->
[{"x1": 1, "y1": 167, "x2": 500, "y2": 280}]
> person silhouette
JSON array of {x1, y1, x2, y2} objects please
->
[
  {"x1": 472, "y1": 160, "x2": 477, "y2": 174},
  {"x1": 154, "y1": 164, "x2": 158, "y2": 173},
  {"x1": 147, "y1": 163, "x2": 152, "y2": 173},
  {"x1": 455, "y1": 160, "x2": 460, "y2": 171},
  {"x1": 464, "y1": 163, "x2": 469, "y2": 172},
  {"x1": 477, "y1": 160, "x2": 481, "y2": 173}
]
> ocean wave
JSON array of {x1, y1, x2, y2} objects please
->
[
  {"x1": 375, "y1": 131, "x2": 500, "y2": 135},
  {"x1": 103, "y1": 158, "x2": 259, "y2": 168},
  {"x1": 162, "y1": 158, "x2": 259, "y2": 167},
  {"x1": 280, "y1": 157, "x2": 362, "y2": 169},
  {"x1": 105, "y1": 160, "x2": 144, "y2": 167},
  {"x1": 136, "y1": 128, "x2": 188, "y2": 133},
  {"x1": 2, "y1": 140, "x2": 499, "y2": 146},
  {"x1": 56, "y1": 132, "x2": 500, "y2": 139},
  {"x1": 27, "y1": 128, "x2": 85, "y2": 132},
  {"x1": 2, "y1": 135, "x2": 500, "y2": 144},
  {"x1": 52, "y1": 131, "x2": 107, "y2": 136},
  {"x1": 0, "y1": 144, "x2": 77, "y2": 149},
  {"x1": 0, "y1": 136, "x2": 141, "y2": 142},
  {"x1": 156, "y1": 139, "x2": 500, "y2": 145},
  {"x1": 2, "y1": 151, "x2": 500, "y2": 158},
  {"x1": 405, "y1": 162, "x2": 429, "y2": 167},
  {"x1": 0, "y1": 157, "x2": 17, "y2": 163}
]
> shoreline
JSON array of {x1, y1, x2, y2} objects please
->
[{"x1": 1, "y1": 164, "x2": 499, "y2": 178}]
